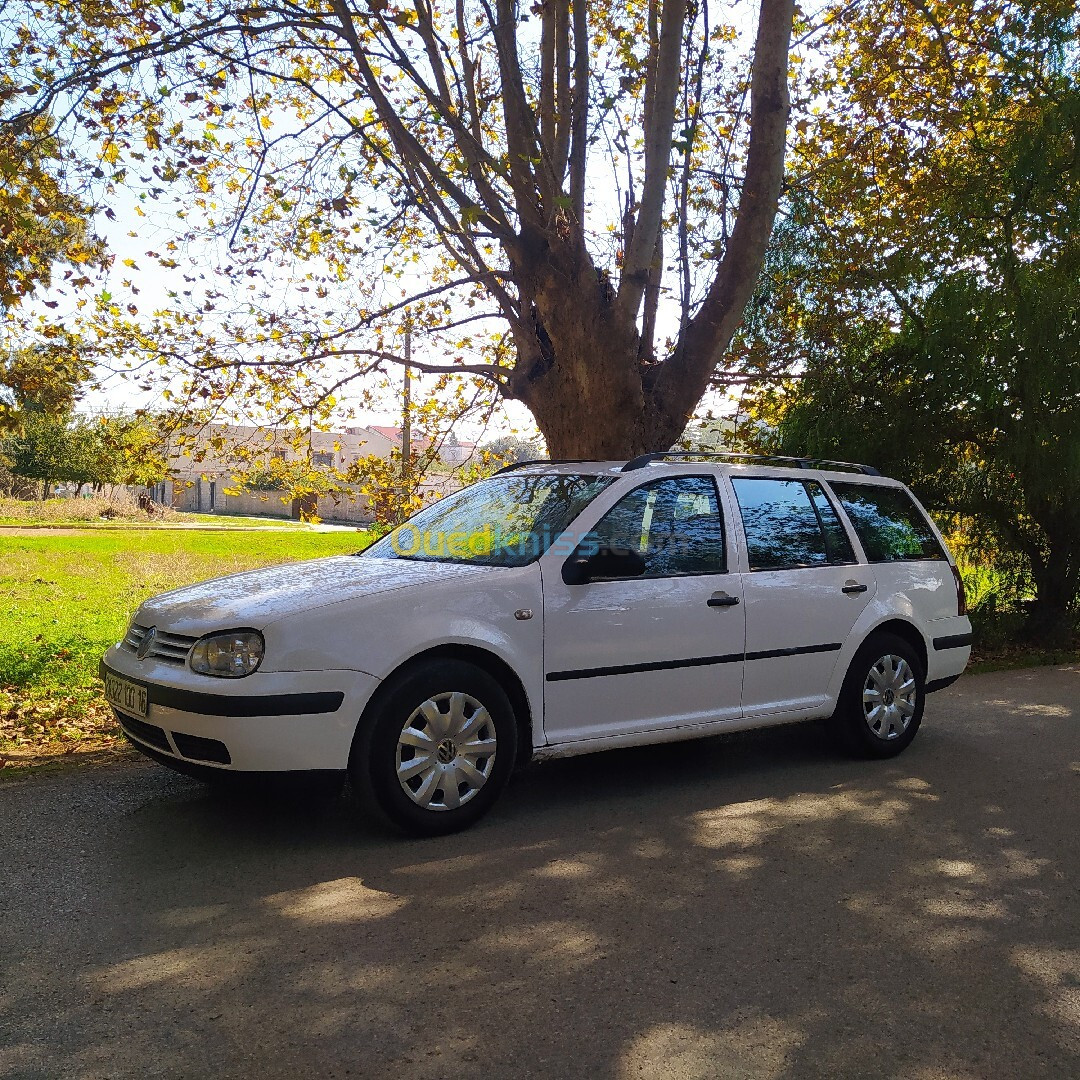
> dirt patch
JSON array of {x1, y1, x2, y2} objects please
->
[{"x1": 0, "y1": 740, "x2": 137, "y2": 781}]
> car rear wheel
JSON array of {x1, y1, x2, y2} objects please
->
[
  {"x1": 350, "y1": 659, "x2": 518, "y2": 836},
  {"x1": 829, "y1": 632, "x2": 925, "y2": 758}
]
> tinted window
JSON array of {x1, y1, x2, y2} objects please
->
[
  {"x1": 732, "y1": 478, "x2": 854, "y2": 571},
  {"x1": 807, "y1": 482, "x2": 857, "y2": 565},
  {"x1": 588, "y1": 476, "x2": 725, "y2": 577},
  {"x1": 830, "y1": 483, "x2": 946, "y2": 562}
]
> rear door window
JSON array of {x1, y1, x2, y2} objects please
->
[
  {"x1": 731, "y1": 478, "x2": 856, "y2": 571},
  {"x1": 829, "y1": 482, "x2": 946, "y2": 562}
]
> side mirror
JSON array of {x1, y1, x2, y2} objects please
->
[{"x1": 562, "y1": 545, "x2": 647, "y2": 585}]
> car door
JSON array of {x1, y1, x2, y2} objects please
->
[
  {"x1": 541, "y1": 474, "x2": 745, "y2": 744},
  {"x1": 728, "y1": 475, "x2": 875, "y2": 716},
  {"x1": 827, "y1": 479, "x2": 962, "y2": 622}
]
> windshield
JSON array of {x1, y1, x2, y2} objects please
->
[{"x1": 362, "y1": 473, "x2": 615, "y2": 567}]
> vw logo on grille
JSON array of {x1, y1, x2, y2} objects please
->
[{"x1": 136, "y1": 627, "x2": 157, "y2": 661}]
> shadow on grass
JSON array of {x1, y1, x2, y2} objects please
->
[{"x1": 0, "y1": 639, "x2": 107, "y2": 690}]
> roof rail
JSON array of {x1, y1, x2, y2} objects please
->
[
  {"x1": 620, "y1": 451, "x2": 881, "y2": 476},
  {"x1": 493, "y1": 458, "x2": 601, "y2": 474}
]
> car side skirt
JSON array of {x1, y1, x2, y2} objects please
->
[{"x1": 533, "y1": 708, "x2": 830, "y2": 762}]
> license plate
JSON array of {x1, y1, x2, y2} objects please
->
[{"x1": 104, "y1": 671, "x2": 149, "y2": 718}]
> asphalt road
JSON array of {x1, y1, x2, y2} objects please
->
[{"x1": 2, "y1": 668, "x2": 1078, "y2": 1079}]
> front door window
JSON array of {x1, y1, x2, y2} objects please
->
[{"x1": 587, "y1": 475, "x2": 726, "y2": 578}]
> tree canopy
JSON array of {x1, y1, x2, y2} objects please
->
[
  {"x1": 0, "y1": 335, "x2": 94, "y2": 432},
  {"x1": 739, "y1": 0, "x2": 1080, "y2": 636},
  {"x1": 2, "y1": 0, "x2": 796, "y2": 456},
  {"x1": 0, "y1": 114, "x2": 106, "y2": 309},
  {"x1": 4, "y1": 411, "x2": 169, "y2": 495}
]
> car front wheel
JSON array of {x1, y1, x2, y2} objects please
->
[
  {"x1": 350, "y1": 659, "x2": 518, "y2": 836},
  {"x1": 829, "y1": 633, "x2": 925, "y2": 758}
]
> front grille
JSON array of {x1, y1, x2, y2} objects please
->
[
  {"x1": 172, "y1": 732, "x2": 232, "y2": 765},
  {"x1": 115, "y1": 710, "x2": 172, "y2": 754},
  {"x1": 119, "y1": 624, "x2": 198, "y2": 665}
]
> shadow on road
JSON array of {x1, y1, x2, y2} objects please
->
[{"x1": 1, "y1": 669, "x2": 1077, "y2": 1078}]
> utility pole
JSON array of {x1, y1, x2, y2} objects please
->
[{"x1": 399, "y1": 319, "x2": 412, "y2": 521}]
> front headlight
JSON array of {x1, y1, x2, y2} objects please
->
[{"x1": 189, "y1": 630, "x2": 264, "y2": 678}]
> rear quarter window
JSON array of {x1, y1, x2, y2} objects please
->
[{"x1": 829, "y1": 482, "x2": 946, "y2": 563}]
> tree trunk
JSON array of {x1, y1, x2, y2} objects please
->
[
  {"x1": 504, "y1": 0, "x2": 795, "y2": 460},
  {"x1": 1027, "y1": 535, "x2": 1079, "y2": 644},
  {"x1": 509, "y1": 237, "x2": 650, "y2": 458}
]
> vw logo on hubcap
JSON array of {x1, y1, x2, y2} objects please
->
[
  {"x1": 136, "y1": 627, "x2": 157, "y2": 661},
  {"x1": 436, "y1": 738, "x2": 457, "y2": 764}
]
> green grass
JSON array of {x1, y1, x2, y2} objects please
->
[
  {"x1": 0, "y1": 530, "x2": 372, "y2": 762},
  {"x1": 180, "y1": 513, "x2": 309, "y2": 528},
  {"x1": 3, "y1": 527, "x2": 1073, "y2": 771}
]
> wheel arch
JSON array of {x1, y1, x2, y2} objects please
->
[
  {"x1": 358, "y1": 643, "x2": 535, "y2": 770},
  {"x1": 861, "y1": 619, "x2": 928, "y2": 676}
]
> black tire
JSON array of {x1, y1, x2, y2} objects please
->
[
  {"x1": 349, "y1": 659, "x2": 518, "y2": 836},
  {"x1": 828, "y1": 632, "x2": 925, "y2": 759}
]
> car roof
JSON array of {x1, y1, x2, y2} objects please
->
[{"x1": 497, "y1": 457, "x2": 901, "y2": 485}]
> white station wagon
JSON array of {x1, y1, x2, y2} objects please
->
[{"x1": 101, "y1": 453, "x2": 972, "y2": 835}]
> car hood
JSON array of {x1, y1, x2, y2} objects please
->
[{"x1": 134, "y1": 555, "x2": 500, "y2": 635}]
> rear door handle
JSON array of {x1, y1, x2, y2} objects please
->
[
  {"x1": 842, "y1": 582, "x2": 868, "y2": 594},
  {"x1": 707, "y1": 592, "x2": 740, "y2": 607}
]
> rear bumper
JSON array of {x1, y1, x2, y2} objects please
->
[
  {"x1": 925, "y1": 672, "x2": 963, "y2": 694},
  {"x1": 101, "y1": 651, "x2": 379, "y2": 772},
  {"x1": 925, "y1": 615, "x2": 973, "y2": 685}
]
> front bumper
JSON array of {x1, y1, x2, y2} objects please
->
[{"x1": 101, "y1": 647, "x2": 380, "y2": 772}]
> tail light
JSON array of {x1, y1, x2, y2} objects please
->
[{"x1": 950, "y1": 564, "x2": 968, "y2": 616}]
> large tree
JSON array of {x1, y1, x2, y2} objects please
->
[
  {"x1": 0, "y1": 335, "x2": 93, "y2": 433},
  {"x1": 2, "y1": 0, "x2": 795, "y2": 456},
  {"x1": 738, "y1": 0, "x2": 1080, "y2": 638}
]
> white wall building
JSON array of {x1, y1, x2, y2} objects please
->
[{"x1": 167, "y1": 422, "x2": 395, "y2": 521}]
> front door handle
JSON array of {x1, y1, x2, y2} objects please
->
[
  {"x1": 842, "y1": 582, "x2": 868, "y2": 594},
  {"x1": 707, "y1": 592, "x2": 740, "y2": 607}
]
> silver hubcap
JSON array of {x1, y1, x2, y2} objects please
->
[
  {"x1": 862, "y1": 654, "x2": 917, "y2": 740},
  {"x1": 395, "y1": 691, "x2": 497, "y2": 811}
]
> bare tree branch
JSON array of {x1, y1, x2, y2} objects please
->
[
  {"x1": 569, "y1": 0, "x2": 590, "y2": 224},
  {"x1": 486, "y1": 0, "x2": 546, "y2": 228},
  {"x1": 617, "y1": 0, "x2": 688, "y2": 319},
  {"x1": 647, "y1": 0, "x2": 795, "y2": 441},
  {"x1": 552, "y1": 0, "x2": 573, "y2": 194}
]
